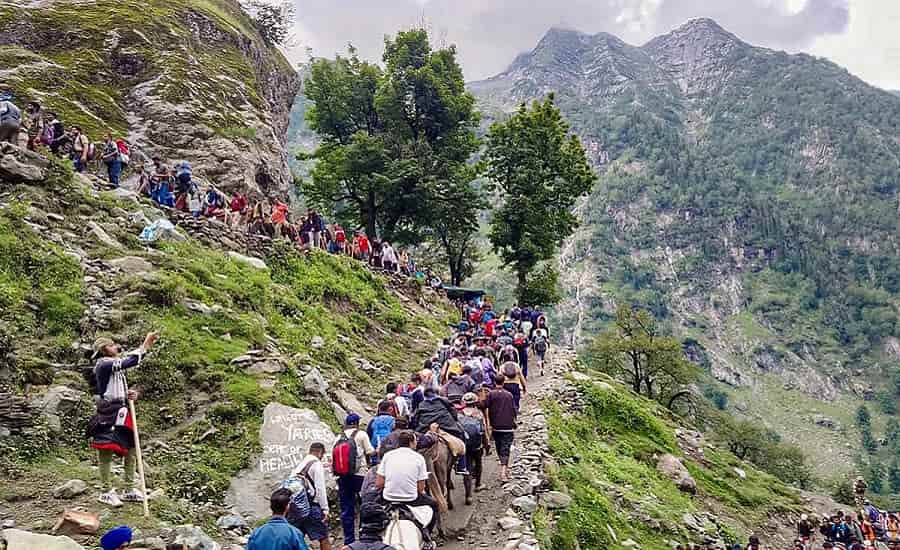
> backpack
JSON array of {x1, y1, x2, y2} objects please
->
[
  {"x1": 281, "y1": 463, "x2": 315, "y2": 525},
  {"x1": 502, "y1": 362, "x2": 518, "y2": 379},
  {"x1": 115, "y1": 140, "x2": 130, "y2": 164},
  {"x1": 514, "y1": 335, "x2": 526, "y2": 346},
  {"x1": 369, "y1": 414, "x2": 395, "y2": 449},
  {"x1": 41, "y1": 124, "x2": 54, "y2": 145},
  {"x1": 459, "y1": 414, "x2": 484, "y2": 451},
  {"x1": 332, "y1": 429, "x2": 360, "y2": 477},
  {"x1": 534, "y1": 334, "x2": 548, "y2": 353}
]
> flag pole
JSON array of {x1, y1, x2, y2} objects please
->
[{"x1": 128, "y1": 398, "x2": 150, "y2": 517}]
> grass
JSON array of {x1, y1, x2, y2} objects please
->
[{"x1": 543, "y1": 375, "x2": 802, "y2": 549}]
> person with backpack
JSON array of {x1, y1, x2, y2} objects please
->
[
  {"x1": 45, "y1": 112, "x2": 65, "y2": 155},
  {"x1": 484, "y1": 376, "x2": 517, "y2": 482},
  {"x1": 333, "y1": 413, "x2": 375, "y2": 545},
  {"x1": 88, "y1": 331, "x2": 159, "y2": 507},
  {"x1": 70, "y1": 126, "x2": 91, "y2": 173},
  {"x1": 247, "y1": 488, "x2": 310, "y2": 550},
  {"x1": 384, "y1": 382, "x2": 409, "y2": 418},
  {"x1": 501, "y1": 360, "x2": 527, "y2": 411},
  {"x1": 23, "y1": 101, "x2": 43, "y2": 151},
  {"x1": 459, "y1": 393, "x2": 489, "y2": 503},
  {"x1": 513, "y1": 331, "x2": 530, "y2": 379},
  {"x1": 291, "y1": 442, "x2": 331, "y2": 550},
  {"x1": 101, "y1": 133, "x2": 123, "y2": 188},
  {"x1": 532, "y1": 328, "x2": 549, "y2": 377},
  {"x1": 0, "y1": 95, "x2": 21, "y2": 143},
  {"x1": 367, "y1": 401, "x2": 397, "y2": 462}
]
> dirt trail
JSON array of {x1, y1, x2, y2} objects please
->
[{"x1": 440, "y1": 353, "x2": 562, "y2": 549}]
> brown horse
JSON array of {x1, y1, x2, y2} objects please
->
[{"x1": 421, "y1": 437, "x2": 454, "y2": 536}]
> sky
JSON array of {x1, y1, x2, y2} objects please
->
[{"x1": 287, "y1": 0, "x2": 900, "y2": 91}]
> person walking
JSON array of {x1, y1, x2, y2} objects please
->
[
  {"x1": 459, "y1": 392, "x2": 489, "y2": 502},
  {"x1": 24, "y1": 101, "x2": 43, "y2": 151},
  {"x1": 292, "y1": 442, "x2": 331, "y2": 550},
  {"x1": 247, "y1": 488, "x2": 310, "y2": 550},
  {"x1": 88, "y1": 331, "x2": 159, "y2": 507},
  {"x1": 101, "y1": 133, "x2": 123, "y2": 187},
  {"x1": 70, "y1": 126, "x2": 90, "y2": 173},
  {"x1": 335, "y1": 413, "x2": 375, "y2": 545},
  {"x1": 0, "y1": 96, "x2": 21, "y2": 143},
  {"x1": 484, "y1": 376, "x2": 517, "y2": 482}
]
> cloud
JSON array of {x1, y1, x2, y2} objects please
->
[{"x1": 288, "y1": 0, "x2": 893, "y2": 87}]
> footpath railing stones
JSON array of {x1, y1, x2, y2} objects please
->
[{"x1": 499, "y1": 348, "x2": 579, "y2": 550}]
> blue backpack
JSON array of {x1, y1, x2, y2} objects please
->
[{"x1": 369, "y1": 415, "x2": 395, "y2": 450}]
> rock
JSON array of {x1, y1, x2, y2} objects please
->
[
  {"x1": 184, "y1": 300, "x2": 215, "y2": 315},
  {"x1": 172, "y1": 525, "x2": 219, "y2": 550},
  {"x1": 216, "y1": 514, "x2": 248, "y2": 531},
  {"x1": 733, "y1": 467, "x2": 746, "y2": 479},
  {"x1": 30, "y1": 386, "x2": 87, "y2": 432},
  {"x1": 1, "y1": 520, "x2": 14, "y2": 529},
  {"x1": 113, "y1": 187, "x2": 140, "y2": 203},
  {"x1": 543, "y1": 490, "x2": 573, "y2": 509},
  {"x1": 246, "y1": 360, "x2": 285, "y2": 375},
  {"x1": 52, "y1": 479, "x2": 87, "y2": 499},
  {"x1": 227, "y1": 251, "x2": 267, "y2": 270},
  {"x1": 131, "y1": 537, "x2": 166, "y2": 550},
  {"x1": 109, "y1": 256, "x2": 155, "y2": 274},
  {"x1": 656, "y1": 453, "x2": 697, "y2": 494},
  {"x1": 622, "y1": 539, "x2": 639, "y2": 548},
  {"x1": 682, "y1": 512, "x2": 703, "y2": 532},
  {"x1": 570, "y1": 371, "x2": 591, "y2": 381},
  {"x1": 594, "y1": 381, "x2": 614, "y2": 392},
  {"x1": 512, "y1": 495, "x2": 538, "y2": 513},
  {"x1": 334, "y1": 389, "x2": 372, "y2": 425},
  {"x1": 87, "y1": 221, "x2": 123, "y2": 249},
  {"x1": 310, "y1": 336, "x2": 325, "y2": 349},
  {"x1": 813, "y1": 415, "x2": 840, "y2": 430},
  {"x1": 227, "y1": 403, "x2": 336, "y2": 520},
  {"x1": 52, "y1": 510, "x2": 100, "y2": 535},
  {"x1": 498, "y1": 517, "x2": 523, "y2": 530},
  {"x1": 147, "y1": 488, "x2": 166, "y2": 500},
  {"x1": 1, "y1": 529, "x2": 84, "y2": 550},
  {"x1": 331, "y1": 401, "x2": 347, "y2": 422},
  {"x1": 230, "y1": 355, "x2": 256, "y2": 365},
  {"x1": 303, "y1": 368, "x2": 329, "y2": 397},
  {"x1": 0, "y1": 153, "x2": 45, "y2": 182}
]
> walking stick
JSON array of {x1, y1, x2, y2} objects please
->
[{"x1": 128, "y1": 398, "x2": 150, "y2": 517}]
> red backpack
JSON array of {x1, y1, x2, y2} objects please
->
[{"x1": 331, "y1": 430, "x2": 359, "y2": 477}]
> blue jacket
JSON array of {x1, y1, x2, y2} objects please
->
[{"x1": 247, "y1": 517, "x2": 309, "y2": 550}]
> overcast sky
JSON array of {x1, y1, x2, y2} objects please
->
[{"x1": 287, "y1": 0, "x2": 900, "y2": 91}]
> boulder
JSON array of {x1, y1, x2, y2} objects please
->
[
  {"x1": 543, "y1": 491, "x2": 572, "y2": 510},
  {"x1": 310, "y1": 336, "x2": 324, "y2": 349},
  {"x1": 656, "y1": 453, "x2": 697, "y2": 494},
  {"x1": 227, "y1": 403, "x2": 336, "y2": 520},
  {"x1": 131, "y1": 537, "x2": 166, "y2": 550},
  {"x1": 0, "y1": 153, "x2": 44, "y2": 183},
  {"x1": 52, "y1": 479, "x2": 87, "y2": 499},
  {"x1": 216, "y1": 514, "x2": 248, "y2": 532},
  {"x1": 52, "y1": 510, "x2": 99, "y2": 535},
  {"x1": 334, "y1": 389, "x2": 372, "y2": 426},
  {"x1": 172, "y1": 525, "x2": 219, "y2": 550},
  {"x1": 87, "y1": 221, "x2": 123, "y2": 249},
  {"x1": 227, "y1": 251, "x2": 267, "y2": 270},
  {"x1": 512, "y1": 495, "x2": 538, "y2": 513},
  {"x1": 2, "y1": 529, "x2": 84, "y2": 550},
  {"x1": 246, "y1": 360, "x2": 285, "y2": 375},
  {"x1": 498, "y1": 516, "x2": 523, "y2": 530},
  {"x1": 109, "y1": 256, "x2": 155, "y2": 274},
  {"x1": 302, "y1": 368, "x2": 329, "y2": 397},
  {"x1": 30, "y1": 386, "x2": 87, "y2": 432}
]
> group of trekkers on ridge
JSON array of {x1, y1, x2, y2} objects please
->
[
  {"x1": 84, "y1": 280, "x2": 550, "y2": 550},
  {"x1": 791, "y1": 489, "x2": 900, "y2": 550},
  {"x1": 0, "y1": 96, "x2": 436, "y2": 282}
]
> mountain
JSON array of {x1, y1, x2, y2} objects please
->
[
  {"x1": 471, "y1": 19, "x2": 900, "y2": 478},
  {"x1": 0, "y1": 0, "x2": 299, "y2": 196}
]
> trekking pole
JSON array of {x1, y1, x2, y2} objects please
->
[{"x1": 128, "y1": 398, "x2": 150, "y2": 517}]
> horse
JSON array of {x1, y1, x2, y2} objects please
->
[{"x1": 420, "y1": 436, "x2": 454, "y2": 536}]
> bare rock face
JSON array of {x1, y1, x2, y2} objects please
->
[
  {"x1": 656, "y1": 453, "x2": 697, "y2": 494},
  {"x1": 0, "y1": 0, "x2": 300, "y2": 199}
]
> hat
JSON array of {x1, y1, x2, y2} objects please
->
[
  {"x1": 801, "y1": 514, "x2": 808, "y2": 521},
  {"x1": 100, "y1": 526, "x2": 133, "y2": 550},
  {"x1": 92, "y1": 337, "x2": 115, "y2": 359},
  {"x1": 345, "y1": 412, "x2": 361, "y2": 426},
  {"x1": 462, "y1": 392, "x2": 478, "y2": 405}
]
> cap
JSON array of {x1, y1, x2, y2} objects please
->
[
  {"x1": 345, "y1": 412, "x2": 361, "y2": 426},
  {"x1": 92, "y1": 337, "x2": 115, "y2": 359},
  {"x1": 462, "y1": 392, "x2": 478, "y2": 404}
]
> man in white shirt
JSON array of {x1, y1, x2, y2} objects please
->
[
  {"x1": 291, "y1": 442, "x2": 331, "y2": 550},
  {"x1": 376, "y1": 430, "x2": 438, "y2": 535}
]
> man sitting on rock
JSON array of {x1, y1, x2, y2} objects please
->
[{"x1": 87, "y1": 331, "x2": 159, "y2": 507}]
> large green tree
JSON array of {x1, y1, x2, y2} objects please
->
[
  {"x1": 484, "y1": 94, "x2": 595, "y2": 298},
  {"x1": 302, "y1": 32, "x2": 483, "y2": 282},
  {"x1": 587, "y1": 306, "x2": 696, "y2": 404}
]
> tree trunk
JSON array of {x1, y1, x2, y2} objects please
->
[
  {"x1": 366, "y1": 189, "x2": 377, "y2": 238},
  {"x1": 516, "y1": 268, "x2": 527, "y2": 300}
]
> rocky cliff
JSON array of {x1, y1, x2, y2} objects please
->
[
  {"x1": 470, "y1": 19, "x2": 900, "y2": 478},
  {"x1": 0, "y1": 0, "x2": 300, "y2": 197}
]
